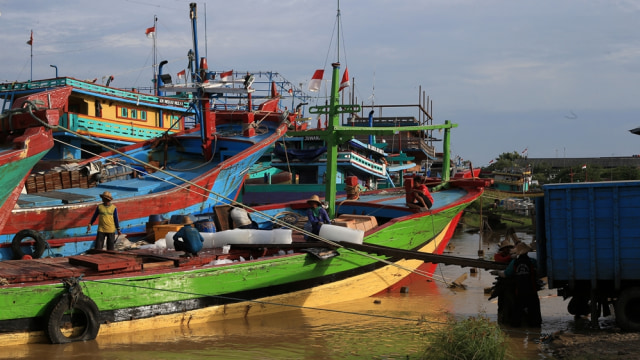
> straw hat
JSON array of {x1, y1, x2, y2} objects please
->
[
  {"x1": 99, "y1": 191, "x2": 113, "y2": 201},
  {"x1": 183, "y1": 217, "x2": 193, "y2": 225},
  {"x1": 512, "y1": 242, "x2": 533, "y2": 256},
  {"x1": 307, "y1": 195, "x2": 322, "y2": 206},
  {"x1": 498, "y1": 239, "x2": 514, "y2": 251}
]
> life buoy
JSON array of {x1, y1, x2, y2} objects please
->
[
  {"x1": 11, "y1": 229, "x2": 46, "y2": 260},
  {"x1": 44, "y1": 293, "x2": 101, "y2": 344}
]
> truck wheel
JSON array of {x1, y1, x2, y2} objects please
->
[
  {"x1": 568, "y1": 296, "x2": 590, "y2": 316},
  {"x1": 615, "y1": 287, "x2": 640, "y2": 331}
]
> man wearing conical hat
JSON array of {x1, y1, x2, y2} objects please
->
[
  {"x1": 87, "y1": 191, "x2": 121, "y2": 251},
  {"x1": 499, "y1": 242, "x2": 542, "y2": 327},
  {"x1": 494, "y1": 239, "x2": 514, "y2": 264},
  {"x1": 172, "y1": 216, "x2": 204, "y2": 257},
  {"x1": 306, "y1": 195, "x2": 330, "y2": 238}
]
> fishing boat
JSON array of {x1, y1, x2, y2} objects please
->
[
  {"x1": 0, "y1": 77, "x2": 194, "y2": 166},
  {"x1": 0, "y1": 3, "x2": 489, "y2": 346},
  {"x1": 0, "y1": 100, "x2": 60, "y2": 232},
  {"x1": 242, "y1": 108, "x2": 425, "y2": 205},
  {"x1": 0, "y1": 3, "x2": 293, "y2": 260}
]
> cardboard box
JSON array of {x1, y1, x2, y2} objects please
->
[{"x1": 152, "y1": 224, "x2": 183, "y2": 242}]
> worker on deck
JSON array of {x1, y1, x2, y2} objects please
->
[
  {"x1": 87, "y1": 191, "x2": 121, "y2": 250},
  {"x1": 172, "y1": 217, "x2": 204, "y2": 258},
  {"x1": 406, "y1": 175, "x2": 434, "y2": 210},
  {"x1": 305, "y1": 195, "x2": 331, "y2": 239},
  {"x1": 230, "y1": 207, "x2": 258, "y2": 229}
]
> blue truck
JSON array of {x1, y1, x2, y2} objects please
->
[{"x1": 536, "y1": 180, "x2": 640, "y2": 330}]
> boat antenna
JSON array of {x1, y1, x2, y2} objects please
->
[
  {"x1": 336, "y1": 0, "x2": 340, "y2": 63},
  {"x1": 152, "y1": 15, "x2": 158, "y2": 95}
]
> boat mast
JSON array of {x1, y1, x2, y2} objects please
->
[{"x1": 290, "y1": 3, "x2": 456, "y2": 218}]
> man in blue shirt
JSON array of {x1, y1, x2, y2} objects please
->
[
  {"x1": 172, "y1": 217, "x2": 204, "y2": 257},
  {"x1": 306, "y1": 195, "x2": 331, "y2": 238}
]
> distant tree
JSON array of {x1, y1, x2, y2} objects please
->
[{"x1": 485, "y1": 151, "x2": 525, "y2": 172}]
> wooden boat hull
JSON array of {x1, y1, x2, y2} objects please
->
[
  {"x1": 0, "y1": 180, "x2": 483, "y2": 345},
  {"x1": 0, "y1": 119, "x2": 289, "y2": 260},
  {"x1": 0, "y1": 109, "x2": 60, "y2": 233}
]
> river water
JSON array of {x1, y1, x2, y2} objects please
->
[{"x1": 2, "y1": 227, "x2": 597, "y2": 359}]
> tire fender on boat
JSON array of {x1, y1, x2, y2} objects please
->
[
  {"x1": 44, "y1": 293, "x2": 101, "y2": 344},
  {"x1": 11, "y1": 229, "x2": 46, "y2": 260}
]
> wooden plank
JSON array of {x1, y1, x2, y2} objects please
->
[
  {"x1": 68, "y1": 254, "x2": 138, "y2": 271},
  {"x1": 0, "y1": 260, "x2": 78, "y2": 283},
  {"x1": 142, "y1": 261, "x2": 175, "y2": 270}
]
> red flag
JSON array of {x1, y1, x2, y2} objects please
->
[
  {"x1": 26, "y1": 31, "x2": 33, "y2": 46},
  {"x1": 145, "y1": 26, "x2": 155, "y2": 39},
  {"x1": 177, "y1": 69, "x2": 186, "y2": 80},
  {"x1": 308, "y1": 69, "x2": 324, "y2": 92},
  {"x1": 220, "y1": 70, "x2": 233, "y2": 82},
  {"x1": 339, "y1": 67, "x2": 350, "y2": 92},
  {"x1": 489, "y1": 159, "x2": 494, "y2": 164},
  {"x1": 582, "y1": 164, "x2": 587, "y2": 170}
]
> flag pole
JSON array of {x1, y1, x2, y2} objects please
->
[
  {"x1": 29, "y1": 30, "x2": 33, "y2": 81},
  {"x1": 153, "y1": 15, "x2": 157, "y2": 95}
]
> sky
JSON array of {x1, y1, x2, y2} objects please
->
[{"x1": 1, "y1": 0, "x2": 640, "y2": 165}]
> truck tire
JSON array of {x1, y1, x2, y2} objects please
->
[
  {"x1": 568, "y1": 296, "x2": 590, "y2": 316},
  {"x1": 615, "y1": 287, "x2": 640, "y2": 331}
]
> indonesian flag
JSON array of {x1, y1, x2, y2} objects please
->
[
  {"x1": 308, "y1": 69, "x2": 324, "y2": 92},
  {"x1": 489, "y1": 159, "x2": 494, "y2": 164},
  {"x1": 220, "y1": 70, "x2": 233, "y2": 82},
  {"x1": 177, "y1": 69, "x2": 186, "y2": 80},
  {"x1": 582, "y1": 164, "x2": 587, "y2": 170},
  {"x1": 339, "y1": 67, "x2": 350, "y2": 92},
  {"x1": 26, "y1": 30, "x2": 33, "y2": 46},
  {"x1": 145, "y1": 26, "x2": 155, "y2": 39},
  {"x1": 521, "y1": 147, "x2": 528, "y2": 154}
]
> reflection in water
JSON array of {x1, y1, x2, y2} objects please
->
[{"x1": 6, "y1": 228, "x2": 588, "y2": 359}]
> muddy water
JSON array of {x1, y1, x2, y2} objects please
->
[{"x1": 3, "y1": 228, "x2": 591, "y2": 359}]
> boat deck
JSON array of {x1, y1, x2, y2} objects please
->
[
  {"x1": 0, "y1": 238, "x2": 323, "y2": 286},
  {"x1": 346, "y1": 187, "x2": 468, "y2": 211},
  {"x1": 17, "y1": 159, "x2": 216, "y2": 208}
]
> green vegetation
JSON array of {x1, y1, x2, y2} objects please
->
[
  {"x1": 530, "y1": 163, "x2": 640, "y2": 184},
  {"x1": 461, "y1": 199, "x2": 533, "y2": 231},
  {"x1": 485, "y1": 152, "x2": 640, "y2": 187},
  {"x1": 420, "y1": 314, "x2": 508, "y2": 360}
]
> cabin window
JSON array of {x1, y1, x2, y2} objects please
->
[
  {"x1": 121, "y1": 108, "x2": 128, "y2": 117},
  {"x1": 131, "y1": 109, "x2": 137, "y2": 119},
  {"x1": 140, "y1": 111, "x2": 147, "y2": 120}
]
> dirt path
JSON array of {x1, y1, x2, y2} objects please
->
[{"x1": 549, "y1": 327, "x2": 640, "y2": 359}]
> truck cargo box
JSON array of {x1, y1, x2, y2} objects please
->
[{"x1": 540, "y1": 181, "x2": 640, "y2": 290}]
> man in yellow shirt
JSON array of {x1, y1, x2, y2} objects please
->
[{"x1": 87, "y1": 191, "x2": 122, "y2": 250}]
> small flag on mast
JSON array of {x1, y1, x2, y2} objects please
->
[
  {"x1": 308, "y1": 69, "x2": 324, "y2": 92},
  {"x1": 177, "y1": 69, "x2": 186, "y2": 80},
  {"x1": 145, "y1": 26, "x2": 155, "y2": 39},
  {"x1": 339, "y1": 67, "x2": 350, "y2": 92},
  {"x1": 220, "y1": 70, "x2": 233, "y2": 82},
  {"x1": 26, "y1": 30, "x2": 33, "y2": 46}
]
